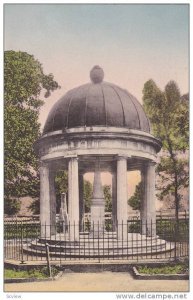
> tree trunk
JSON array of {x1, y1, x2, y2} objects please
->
[
  {"x1": 174, "y1": 172, "x2": 180, "y2": 240},
  {"x1": 166, "y1": 136, "x2": 180, "y2": 223},
  {"x1": 174, "y1": 178, "x2": 179, "y2": 222}
]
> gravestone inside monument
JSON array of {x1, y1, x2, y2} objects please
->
[
  {"x1": 59, "y1": 192, "x2": 68, "y2": 233},
  {"x1": 90, "y1": 160, "x2": 105, "y2": 237}
]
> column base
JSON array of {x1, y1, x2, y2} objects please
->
[
  {"x1": 117, "y1": 221, "x2": 128, "y2": 241},
  {"x1": 68, "y1": 222, "x2": 80, "y2": 241},
  {"x1": 141, "y1": 219, "x2": 156, "y2": 237}
]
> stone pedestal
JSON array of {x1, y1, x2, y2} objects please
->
[
  {"x1": 117, "y1": 156, "x2": 128, "y2": 240},
  {"x1": 59, "y1": 193, "x2": 68, "y2": 234},
  {"x1": 90, "y1": 162, "x2": 105, "y2": 236},
  {"x1": 68, "y1": 157, "x2": 79, "y2": 240},
  {"x1": 49, "y1": 170, "x2": 56, "y2": 235}
]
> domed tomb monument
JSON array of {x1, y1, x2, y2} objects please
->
[{"x1": 32, "y1": 66, "x2": 164, "y2": 259}]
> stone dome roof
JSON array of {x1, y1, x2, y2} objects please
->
[{"x1": 43, "y1": 66, "x2": 150, "y2": 135}]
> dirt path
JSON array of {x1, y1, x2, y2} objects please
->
[{"x1": 4, "y1": 272, "x2": 189, "y2": 292}]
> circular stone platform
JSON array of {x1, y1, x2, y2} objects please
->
[{"x1": 23, "y1": 233, "x2": 174, "y2": 260}]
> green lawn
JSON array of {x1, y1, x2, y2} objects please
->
[
  {"x1": 4, "y1": 267, "x2": 59, "y2": 279},
  {"x1": 137, "y1": 263, "x2": 189, "y2": 275}
]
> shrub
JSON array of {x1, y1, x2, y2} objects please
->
[{"x1": 4, "y1": 198, "x2": 21, "y2": 215}]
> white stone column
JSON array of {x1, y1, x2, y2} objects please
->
[
  {"x1": 140, "y1": 167, "x2": 146, "y2": 235},
  {"x1": 68, "y1": 157, "x2": 79, "y2": 240},
  {"x1": 79, "y1": 172, "x2": 84, "y2": 231},
  {"x1": 49, "y1": 169, "x2": 56, "y2": 235},
  {"x1": 141, "y1": 161, "x2": 156, "y2": 236},
  {"x1": 112, "y1": 172, "x2": 117, "y2": 231},
  {"x1": 117, "y1": 156, "x2": 128, "y2": 240},
  {"x1": 40, "y1": 162, "x2": 56, "y2": 237}
]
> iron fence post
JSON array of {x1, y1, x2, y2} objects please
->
[
  {"x1": 4, "y1": 213, "x2": 189, "y2": 263},
  {"x1": 20, "y1": 221, "x2": 25, "y2": 264},
  {"x1": 45, "y1": 242, "x2": 52, "y2": 278},
  {"x1": 98, "y1": 221, "x2": 100, "y2": 263},
  {"x1": 174, "y1": 221, "x2": 177, "y2": 261}
]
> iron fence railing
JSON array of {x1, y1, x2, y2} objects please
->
[
  {"x1": 4, "y1": 217, "x2": 189, "y2": 263},
  {"x1": 4, "y1": 210, "x2": 189, "y2": 223}
]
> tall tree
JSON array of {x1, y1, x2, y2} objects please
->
[
  {"x1": 143, "y1": 80, "x2": 189, "y2": 221},
  {"x1": 103, "y1": 185, "x2": 112, "y2": 212},
  {"x1": 128, "y1": 182, "x2": 142, "y2": 211},
  {"x1": 84, "y1": 180, "x2": 93, "y2": 213},
  {"x1": 4, "y1": 50, "x2": 60, "y2": 215},
  {"x1": 54, "y1": 170, "x2": 68, "y2": 214}
]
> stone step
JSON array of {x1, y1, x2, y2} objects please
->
[
  {"x1": 29, "y1": 238, "x2": 167, "y2": 252},
  {"x1": 23, "y1": 242, "x2": 174, "y2": 259},
  {"x1": 24, "y1": 238, "x2": 172, "y2": 256},
  {"x1": 38, "y1": 233, "x2": 159, "y2": 246}
]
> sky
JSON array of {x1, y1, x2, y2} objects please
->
[
  {"x1": 4, "y1": 4, "x2": 189, "y2": 129},
  {"x1": 3, "y1": 3, "x2": 189, "y2": 201}
]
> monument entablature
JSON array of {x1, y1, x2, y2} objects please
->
[{"x1": 35, "y1": 126, "x2": 160, "y2": 162}]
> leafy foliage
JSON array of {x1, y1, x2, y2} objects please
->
[
  {"x1": 103, "y1": 185, "x2": 112, "y2": 212},
  {"x1": 84, "y1": 180, "x2": 93, "y2": 213},
  {"x1": 156, "y1": 156, "x2": 188, "y2": 202},
  {"x1": 143, "y1": 80, "x2": 188, "y2": 152},
  {"x1": 27, "y1": 199, "x2": 40, "y2": 215},
  {"x1": 55, "y1": 171, "x2": 68, "y2": 213},
  {"x1": 128, "y1": 182, "x2": 143, "y2": 210},
  {"x1": 84, "y1": 182, "x2": 112, "y2": 213},
  {"x1": 143, "y1": 80, "x2": 189, "y2": 220},
  {"x1": 129, "y1": 219, "x2": 189, "y2": 242},
  {"x1": 137, "y1": 264, "x2": 189, "y2": 275},
  {"x1": 4, "y1": 51, "x2": 60, "y2": 108},
  {"x1": 4, "y1": 198, "x2": 21, "y2": 215},
  {"x1": 4, "y1": 50, "x2": 60, "y2": 215},
  {"x1": 55, "y1": 171, "x2": 68, "y2": 195},
  {"x1": 4, "y1": 222, "x2": 40, "y2": 240},
  {"x1": 4, "y1": 105, "x2": 40, "y2": 200},
  {"x1": 4, "y1": 266, "x2": 59, "y2": 279}
]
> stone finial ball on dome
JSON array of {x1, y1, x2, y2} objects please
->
[{"x1": 90, "y1": 65, "x2": 104, "y2": 83}]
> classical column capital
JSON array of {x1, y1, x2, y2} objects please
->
[
  {"x1": 68, "y1": 156, "x2": 79, "y2": 165},
  {"x1": 65, "y1": 154, "x2": 78, "y2": 159},
  {"x1": 72, "y1": 156, "x2": 78, "y2": 160},
  {"x1": 39, "y1": 160, "x2": 58, "y2": 173},
  {"x1": 148, "y1": 160, "x2": 156, "y2": 166},
  {"x1": 116, "y1": 155, "x2": 128, "y2": 161},
  {"x1": 40, "y1": 160, "x2": 49, "y2": 168},
  {"x1": 141, "y1": 160, "x2": 156, "y2": 170}
]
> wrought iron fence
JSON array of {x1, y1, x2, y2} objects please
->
[{"x1": 4, "y1": 217, "x2": 189, "y2": 263}]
